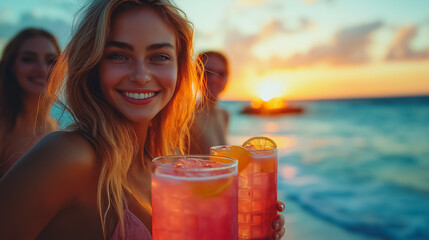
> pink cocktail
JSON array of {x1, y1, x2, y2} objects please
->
[
  {"x1": 212, "y1": 137, "x2": 278, "y2": 240},
  {"x1": 152, "y1": 155, "x2": 238, "y2": 240}
]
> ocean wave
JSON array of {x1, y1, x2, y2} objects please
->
[{"x1": 280, "y1": 163, "x2": 429, "y2": 240}]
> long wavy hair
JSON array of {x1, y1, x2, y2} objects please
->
[
  {"x1": 0, "y1": 28, "x2": 60, "y2": 158},
  {"x1": 45, "y1": 0, "x2": 201, "y2": 238}
]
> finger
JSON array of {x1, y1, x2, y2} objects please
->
[
  {"x1": 272, "y1": 227, "x2": 286, "y2": 240},
  {"x1": 272, "y1": 214, "x2": 285, "y2": 231},
  {"x1": 276, "y1": 200, "x2": 285, "y2": 212}
]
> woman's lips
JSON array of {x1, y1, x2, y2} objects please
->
[
  {"x1": 28, "y1": 77, "x2": 46, "y2": 86},
  {"x1": 119, "y1": 90, "x2": 158, "y2": 105}
]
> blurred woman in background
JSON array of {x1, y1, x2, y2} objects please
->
[
  {"x1": 0, "y1": 28, "x2": 60, "y2": 178},
  {"x1": 190, "y1": 50, "x2": 230, "y2": 154}
]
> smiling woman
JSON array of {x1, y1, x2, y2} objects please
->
[
  {"x1": 0, "y1": 0, "x2": 200, "y2": 239},
  {"x1": 99, "y1": 8, "x2": 178, "y2": 123},
  {"x1": 0, "y1": 28, "x2": 61, "y2": 177}
]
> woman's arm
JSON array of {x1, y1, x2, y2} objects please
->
[{"x1": 0, "y1": 131, "x2": 97, "y2": 239}]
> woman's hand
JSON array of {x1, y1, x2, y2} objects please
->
[{"x1": 272, "y1": 201, "x2": 286, "y2": 240}]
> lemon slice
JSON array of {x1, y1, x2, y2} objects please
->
[
  {"x1": 190, "y1": 177, "x2": 233, "y2": 199},
  {"x1": 243, "y1": 136, "x2": 277, "y2": 173},
  {"x1": 212, "y1": 146, "x2": 251, "y2": 173},
  {"x1": 242, "y1": 136, "x2": 277, "y2": 150}
]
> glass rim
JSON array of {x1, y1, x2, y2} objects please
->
[
  {"x1": 211, "y1": 145, "x2": 278, "y2": 153},
  {"x1": 152, "y1": 155, "x2": 238, "y2": 173}
]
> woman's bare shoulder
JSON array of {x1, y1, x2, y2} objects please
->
[
  {"x1": 5, "y1": 130, "x2": 99, "y2": 183},
  {"x1": 0, "y1": 130, "x2": 99, "y2": 239},
  {"x1": 36, "y1": 130, "x2": 96, "y2": 163}
]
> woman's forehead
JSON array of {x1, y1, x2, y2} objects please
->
[{"x1": 110, "y1": 7, "x2": 176, "y2": 49}]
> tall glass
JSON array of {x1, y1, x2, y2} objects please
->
[
  {"x1": 152, "y1": 155, "x2": 238, "y2": 240},
  {"x1": 211, "y1": 145, "x2": 278, "y2": 240}
]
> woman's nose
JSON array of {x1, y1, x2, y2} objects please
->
[
  {"x1": 35, "y1": 60, "x2": 49, "y2": 74},
  {"x1": 132, "y1": 60, "x2": 151, "y2": 84}
]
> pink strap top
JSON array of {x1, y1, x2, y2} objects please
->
[{"x1": 109, "y1": 198, "x2": 152, "y2": 240}]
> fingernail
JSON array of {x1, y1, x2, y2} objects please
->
[
  {"x1": 274, "y1": 233, "x2": 279, "y2": 240},
  {"x1": 274, "y1": 223, "x2": 280, "y2": 230}
]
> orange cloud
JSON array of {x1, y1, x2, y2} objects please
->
[
  {"x1": 224, "y1": 20, "x2": 383, "y2": 79},
  {"x1": 260, "y1": 18, "x2": 315, "y2": 36},
  {"x1": 385, "y1": 25, "x2": 429, "y2": 61},
  {"x1": 223, "y1": 18, "x2": 319, "y2": 79},
  {"x1": 277, "y1": 21, "x2": 384, "y2": 67}
]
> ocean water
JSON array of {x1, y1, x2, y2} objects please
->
[{"x1": 221, "y1": 96, "x2": 429, "y2": 240}]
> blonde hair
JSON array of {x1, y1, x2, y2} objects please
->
[{"x1": 45, "y1": 0, "x2": 200, "y2": 238}]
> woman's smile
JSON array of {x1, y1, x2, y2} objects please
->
[{"x1": 119, "y1": 90, "x2": 159, "y2": 105}]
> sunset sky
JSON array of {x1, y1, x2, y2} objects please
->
[{"x1": 1, "y1": 0, "x2": 428, "y2": 100}]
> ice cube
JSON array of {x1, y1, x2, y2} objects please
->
[{"x1": 174, "y1": 158, "x2": 223, "y2": 169}]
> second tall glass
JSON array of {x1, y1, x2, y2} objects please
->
[{"x1": 212, "y1": 137, "x2": 278, "y2": 240}]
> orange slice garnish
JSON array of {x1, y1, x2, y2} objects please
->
[
  {"x1": 212, "y1": 146, "x2": 251, "y2": 173},
  {"x1": 243, "y1": 136, "x2": 277, "y2": 173},
  {"x1": 242, "y1": 136, "x2": 277, "y2": 150},
  {"x1": 184, "y1": 156, "x2": 237, "y2": 199},
  {"x1": 190, "y1": 177, "x2": 233, "y2": 199}
]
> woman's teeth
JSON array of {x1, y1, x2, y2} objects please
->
[{"x1": 124, "y1": 92, "x2": 155, "y2": 100}]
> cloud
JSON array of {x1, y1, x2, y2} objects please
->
[
  {"x1": 0, "y1": 11, "x2": 72, "y2": 50},
  {"x1": 224, "y1": 27, "x2": 260, "y2": 73},
  {"x1": 223, "y1": 20, "x2": 384, "y2": 78},
  {"x1": 223, "y1": 17, "x2": 319, "y2": 76},
  {"x1": 267, "y1": 21, "x2": 384, "y2": 68},
  {"x1": 385, "y1": 25, "x2": 429, "y2": 61},
  {"x1": 260, "y1": 18, "x2": 315, "y2": 36}
]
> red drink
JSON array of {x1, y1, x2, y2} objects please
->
[
  {"x1": 212, "y1": 137, "x2": 278, "y2": 240},
  {"x1": 152, "y1": 155, "x2": 238, "y2": 240}
]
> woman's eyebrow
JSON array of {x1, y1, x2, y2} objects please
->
[
  {"x1": 19, "y1": 51, "x2": 37, "y2": 56},
  {"x1": 107, "y1": 41, "x2": 133, "y2": 51},
  {"x1": 146, "y1": 43, "x2": 174, "y2": 51},
  {"x1": 106, "y1": 42, "x2": 174, "y2": 51}
]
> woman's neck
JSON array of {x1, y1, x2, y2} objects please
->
[
  {"x1": 205, "y1": 97, "x2": 219, "y2": 109},
  {"x1": 130, "y1": 122, "x2": 150, "y2": 170},
  {"x1": 16, "y1": 94, "x2": 44, "y2": 129}
]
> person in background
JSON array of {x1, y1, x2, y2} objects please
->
[
  {"x1": 189, "y1": 50, "x2": 230, "y2": 154},
  {"x1": 0, "y1": 28, "x2": 60, "y2": 178}
]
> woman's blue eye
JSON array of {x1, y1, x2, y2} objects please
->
[
  {"x1": 106, "y1": 53, "x2": 128, "y2": 61},
  {"x1": 152, "y1": 55, "x2": 170, "y2": 62}
]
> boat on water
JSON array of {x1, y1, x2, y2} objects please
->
[{"x1": 241, "y1": 98, "x2": 304, "y2": 116}]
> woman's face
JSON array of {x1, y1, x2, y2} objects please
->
[
  {"x1": 203, "y1": 55, "x2": 228, "y2": 100},
  {"x1": 14, "y1": 36, "x2": 58, "y2": 96},
  {"x1": 99, "y1": 7, "x2": 178, "y2": 123}
]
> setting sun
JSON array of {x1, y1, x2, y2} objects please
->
[
  {"x1": 256, "y1": 74, "x2": 290, "y2": 101},
  {"x1": 259, "y1": 83, "x2": 282, "y2": 101}
]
